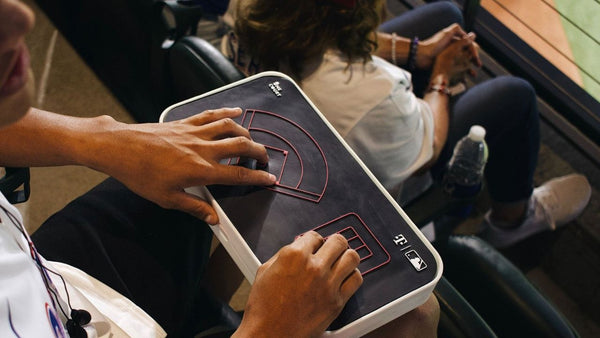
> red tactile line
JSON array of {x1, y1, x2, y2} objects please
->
[
  {"x1": 339, "y1": 226, "x2": 374, "y2": 261},
  {"x1": 241, "y1": 109, "x2": 329, "y2": 203},
  {"x1": 310, "y1": 213, "x2": 391, "y2": 276}
]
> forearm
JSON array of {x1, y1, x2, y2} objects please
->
[
  {"x1": 0, "y1": 108, "x2": 122, "y2": 169},
  {"x1": 374, "y1": 32, "x2": 411, "y2": 65},
  {"x1": 423, "y1": 35, "x2": 478, "y2": 162},
  {"x1": 422, "y1": 73, "x2": 450, "y2": 166},
  {"x1": 0, "y1": 107, "x2": 276, "y2": 221}
]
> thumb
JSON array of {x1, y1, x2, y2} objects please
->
[
  {"x1": 447, "y1": 23, "x2": 467, "y2": 39},
  {"x1": 172, "y1": 191, "x2": 220, "y2": 224}
]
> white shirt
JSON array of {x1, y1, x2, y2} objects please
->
[
  {"x1": 300, "y1": 51, "x2": 434, "y2": 197},
  {"x1": 221, "y1": 30, "x2": 435, "y2": 198},
  {"x1": 0, "y1": 193, "x2": 166, "y2": 337}
]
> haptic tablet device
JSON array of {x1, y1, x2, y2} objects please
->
[{"x1": 160, "y1": 72, "x2": 443, "y2": 337}]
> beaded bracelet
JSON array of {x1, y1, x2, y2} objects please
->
[
  {"x1": 406, "y1": 36, "x2": 419, "y2": 71},
  {"x1": 391, "y1": 32, "x2": 398, "y2": 65}
]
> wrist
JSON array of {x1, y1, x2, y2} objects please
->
[
  {"x1": 425, "y1": 73, "x2": 451, "y2": 97},
  {"x1": 415, "y1": 40, "x2": 433, "y2": 69},
  {"x1": 72, "y1": 115, "x2": 125, "y2": 171},
  {"x1": 376, "y1": 32, "x2": 410, "y2": 65},
  {"x1": 405, "y1": 36, "x2": 419, "y2": 71},
  {"x1": 426, "y1": 82, "x2": 451, "y2": 96},
  {"x1": 430, "y1": 60, "x2": 451, "y2": 79},
  {"x1": 428, "y1": 72, "x2": 450, "y2": 87}
]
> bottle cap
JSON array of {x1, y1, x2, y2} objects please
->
[{"x1": 468, "y1": 125, "x2": 486, "y2": 142}]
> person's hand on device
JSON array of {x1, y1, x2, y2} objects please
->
[
  {"x1": 234, "y1": 231, "x2": 363, "y2": 337},
  {"x1": 90, "y1": 107, "x2": 277, "y2": 224}
]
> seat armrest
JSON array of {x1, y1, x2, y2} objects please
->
[
  {"x1": 440, "y1": 235, "x2": 578, "y2": 337},
  {"x1": 0, "y1": 168, "x2": 30, "y2": 204},
  {"x1": 435, "y1": 276, "x2": 496, "y2": 338}
]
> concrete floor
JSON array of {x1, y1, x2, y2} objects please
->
[{"x1": 16, "y1": 0, "x2": 599, "y2": 336}]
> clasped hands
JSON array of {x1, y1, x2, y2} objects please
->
[{"x1": 420, "y1": 23, "x2": 482, "y2": 83}]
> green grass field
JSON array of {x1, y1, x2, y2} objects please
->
[{"x1": 555, "y1": 0, "x2": 600, "y2": 102}]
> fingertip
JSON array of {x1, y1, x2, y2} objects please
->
[
  {"x1": 330, "y1": 232, "x2": 348, "y2": 242},
  {"x1": 220, "y1": 107, "x2": 242, "y2": 118},
  {"x1": 450, "y1": 22, "x2": 462, "y2": 31},
  {"x1": 348, "y1": 247, "x2": 361, "y2": 261},
  {"x1": 216, "y1": 107, "x2": 242, "y2": 118},
  {"x1": 257, "y1": 152, "x2": 270, "y2": 167},
  {"x1": 204, "y1": 213, "x2": 219, "y2": 225},
  {"x1": 355, "y1": 268, "x2": 364, "y2": 284},
  {"x1": 295, "y1": 230, "x2": 324, "y2": 246},
  {"x1": 341, "y1": 268, "x2": 363, "y2": 301},
  {"x1": 305, "y1": 230, "x2": 324, "y2": 241},
  {"x1": 175, "y1": 192, "x2": 219, "y2": 224},
  {"x1": 252, "y1": 170, "x2": 277, "y2": 186}
]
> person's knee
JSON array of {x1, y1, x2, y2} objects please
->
[
  {"x1": 434, "y1": 1, "x2": 464, "y2": 27},
  {"x1": 364, "y1": 294, "x2": 440, "y2": 337},
  {"x1": 404, "y1": 294, "x2": 440, "y2": 332},
  {"x1": 494, "y1": 76, "x2": 536, "y2": 101},
  {"x1": 491, "y1": 76, "x2": 538, "y2": 119}
]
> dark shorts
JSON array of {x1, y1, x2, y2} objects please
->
[{"x1": 31, "y1": 178, "x2": 223, "y2": 336}]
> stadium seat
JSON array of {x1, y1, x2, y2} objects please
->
[{"x1": 32, "y1": 1, "x2": 578, "y2": 336}]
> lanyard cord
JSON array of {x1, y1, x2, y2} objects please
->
[{"x1": 1, "y1": 204, "x2": 72, "y2": 320}]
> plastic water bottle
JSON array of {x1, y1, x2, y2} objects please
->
[{"x1": 443, "y1": 125, "x2": 489, "y2": 216}]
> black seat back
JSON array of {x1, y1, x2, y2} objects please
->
[
  {"x1": 167, "y1": 36, "x2": 245, "y2": 103},
  {"x1": 0, "y1": 168, "x2": 30, "y2": 204}
]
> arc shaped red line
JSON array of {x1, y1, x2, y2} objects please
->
[
  {"x1": 250, "y1": 127, "x2": 303, "y2": 188},
  {"x1": 265, "y1": 186, "x2": 322, "y2": 203},
  {"x1": 243, "y1": 109, "x2": 329, "y2": 202}
]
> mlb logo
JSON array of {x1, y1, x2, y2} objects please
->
[{"x1": 405, "y1": 250, "x2": 427, "y2": 271}]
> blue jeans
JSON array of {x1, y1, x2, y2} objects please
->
[{"x1": 380, "y1": 1, "x2": 539, "y2": 203}]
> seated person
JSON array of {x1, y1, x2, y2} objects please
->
[
  {"x1": 222, "y1": 0, "x2": 592, "y2": 248},
  {"x1": 0, "y1": 0, "x2": 438, "y2": 336}
]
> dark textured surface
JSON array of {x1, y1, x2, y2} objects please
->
[{"x1": 164, "y1": 74, "x2": 440, "y2": 331}]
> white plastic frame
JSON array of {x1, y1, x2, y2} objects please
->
[{"x1": 160, "y1": 71, "x2": 443, "y2": 337}]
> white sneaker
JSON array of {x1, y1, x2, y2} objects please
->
[{"x1": 478, "y1": 174, "x2": 591, "y2": 248}]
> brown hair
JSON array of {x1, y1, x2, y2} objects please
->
[{"x1": 234, "y1": 0, "x2": 384, "y2": 79}]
